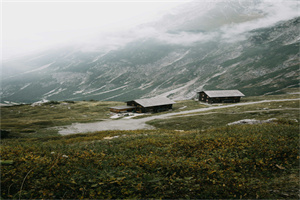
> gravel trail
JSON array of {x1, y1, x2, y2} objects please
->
[{"x1": 58, "y1": 98, "x2": 299, "y2": 135}]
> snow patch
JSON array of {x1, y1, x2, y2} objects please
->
[
  {"x1": 23, "y1": 62, "x2": 54, "y2": 74},
  {"x1": 283, "y1": 35, "x2": 300, "y2": 46},
  {"x1": 156, "y1": 77, "x2": 199, "y2": 99},
  {"x1": 90, "y1": 52, "x2": 110, "y2": 63},
  {"x1": 73, "y1": 89, "x2": 85, "y2": 95},
  {"x1": 152, "y1": 77, "x2": 174, "y2": 93},
  {"x1": 1, "y1": 101, "x2": 21, "y2": 106},
  {"x1": 139, "y1": 81, "x2": 154, "y2": 90},
  {"x1": 31, "y1": 99, "x2": 49, "y2": 107},
  {"x1": 159, "y1": 50, "x2": 190, "y2": 68},
  {"x1": 100, "y1": 91, "x2": 129, "y2": 101},
  {"x1": 43, "y1": 89, "x2": 57, "y2": 96},
  {"x1": 20, "y1": 83, "x2": 31, "y2": 90},
  {"x1": 107, "y1": 73, "x2": 124, "y2": 84},
  {"x1": 83, "y1": 85, "x2": 106, "y2": 95},
  {"x1": 93, "y1": 85, "x2": 128, "y2": 96},
  {"x1": 43, "y1": 88, "x2": 67, "y2": 98}
]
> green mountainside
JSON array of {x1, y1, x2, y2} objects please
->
[{"x1": 1, "y1": 16, "x2": 299, "y2": 104}]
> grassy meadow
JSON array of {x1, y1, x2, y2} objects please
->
[
  {"x1": 0, "y1": 100, "x2": 123, "y2": 138},
  {"x1": 1, "y1": 124, "x2": 299, "y2": 199},
  {"x1": 1, "y1": 92, "x2": 299, "y2": 199},
  {"x1": 147, "y1": 99, "x2": 300, "y2": 131},
  {"x1": 0, "y1": 99, "x2": 209, "y2": 138}
]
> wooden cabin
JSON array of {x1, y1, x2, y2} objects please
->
[
  {"x1": 126, "y1": 96, "x2": 176, "y2": 113},
  {"x1": 198, "y1": 90, "x2": 245, "y2": 104},
  {"x1": 109, "y1": 105, "x2": 136, "y2": 113}
]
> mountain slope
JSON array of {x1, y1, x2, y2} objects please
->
[{"x1": 1, "y1": 4, "x2": 299, "y2": 103}]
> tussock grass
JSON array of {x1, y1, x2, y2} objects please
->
[
  {"x1": 1, "y1": 123, "x2": 299, "y2": 199},
  {"x1": 1, "y1": 94, "x2": 299, "y2": 199}
]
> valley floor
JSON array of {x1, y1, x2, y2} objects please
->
[{"x1": 57, "y1": 98, "x2": 300, "y2": 135}]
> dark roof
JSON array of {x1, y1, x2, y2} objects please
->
[
  {"x1": 200, "y1": 90, "x2": 245, "y2": 97},
  {"x1": 128, "y1": 96, "x2": 176, "y2": 108}
]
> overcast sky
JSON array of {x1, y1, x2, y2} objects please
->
[
  {"x1": 1, "y1": 0, "x2": 299, "y2": 61},
  {"x1": 2, "y1": 0, "x2": 190, "y2": 60}
]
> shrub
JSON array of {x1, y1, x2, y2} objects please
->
[
  {"x1": 0, "y1": 129, "x2": 10, "y2": 138},
  {"x1": 44, "y1": 101, "x2": 60, "y2": 105},
  {"x1": 64, "y1": 101, "x2": 75, "y2": 104}
]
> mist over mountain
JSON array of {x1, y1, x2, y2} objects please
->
[{"x1": 1, "y1": 0, "x2": 299, "y2": 104}]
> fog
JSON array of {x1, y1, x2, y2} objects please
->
[
  {"x1": 220, "y1": 0, "x2": 299, "y2": 42},
  {"x1": 2, "y1": 0, "x2": 299, "y2": 60},
  {"x1": 2, "y1": 0, "x2": 189, "y2": 60}
]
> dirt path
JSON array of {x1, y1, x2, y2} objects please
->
[{"x1": 58, "y1": 98, "x2": 299, "y2": 135}]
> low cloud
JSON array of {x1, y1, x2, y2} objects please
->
[
  {"x1": 5, "y1": 0, "x2": 298, "y2": 58},
  {"x1": 220, "y1": 0, "x2": 299, "y2": 42},
  {"x1": 82, "y1": 0, "x2": 299, "y2": 50}
]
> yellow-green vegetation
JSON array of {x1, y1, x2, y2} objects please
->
[
  {"x1": 242, "y1": 88, "x2": 300, "y2": 102},
  {"x1": 0, "y1": 101, "x2": 123, "y2": 138},
  {"x1": 1, "y1": 122, "x2": 299, "y2": 199},
  {"x1": 147, "y1": 100, "x2": 300, "y2": 131},
  {"x1": 1, "y1": 93, "x2": 299, "y2": 199},
  {"x1": 0, "y1": 100, "x2": 209, "y2": 137}
]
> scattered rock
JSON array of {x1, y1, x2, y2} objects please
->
[
  {"x1": 228, "y1": 118, "x2": 277, "y2": 125},
  {"x1": 103, "y1": 136, "x2": 120, "y2": 140},
  {"x1": 275, "y1": 164, "x2": 286, "y2": 170},
  {"x1": 31, "y1": 102, "x2": 42, "y2": 107},
  {"x1": 281, "y1": 193, "x2": 289, "y2": 197}
]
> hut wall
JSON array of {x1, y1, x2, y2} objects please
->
[
  {"x1": 110, "y1": 108, "x2": 135, "y2": 113},
  {"x1": 147, "y1": 104, "x2": 173, "y2": 113},
  {"x1": 199, "y1": 92, "x2": 209, "y2": 103},
  {"x1": 209, "y1": 97, "x2": 241, "y2": 104},
  {"x1": 198, "y1": 92, "x2": 241, "y2": 104}
]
